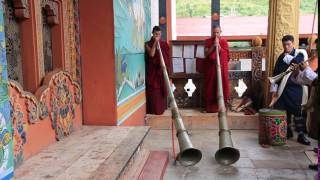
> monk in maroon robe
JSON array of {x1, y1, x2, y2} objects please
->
[
  {"x1": 204, "y1": 25, "x2": 230, "y2": 113},
  {"x1": 145, "y1": 26, "x2": 170, "y2": 115}
]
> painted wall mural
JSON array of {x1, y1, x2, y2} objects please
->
[
  {"x1": 114, "y1": 0, "x2": 151, "y2": 124},
  {"x1": 0, "y1": 1, "x2": 14, "y2": 179}
]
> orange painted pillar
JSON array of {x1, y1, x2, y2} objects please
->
[{"x1": 79, "y1": 0, "x2": 117, "y2": 125}]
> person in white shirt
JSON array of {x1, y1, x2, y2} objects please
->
[{"x1": 291, "y1": 60, "x2": 318, "y2": 171}]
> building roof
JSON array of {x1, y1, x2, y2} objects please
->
[{"x1": 176, "y1": 15, "x2": 318, "y2": 37}]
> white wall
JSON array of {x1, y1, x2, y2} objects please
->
[
  {"x1": 171, "y1": 0, "x2": 177, "y2": 40},
  {"x1": 151, "y1": 0, "x2": 159, "y2": 30}
]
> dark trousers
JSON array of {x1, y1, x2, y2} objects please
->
[{"x1": 274, "y1": 101, "x2": 306, "y2": 133}]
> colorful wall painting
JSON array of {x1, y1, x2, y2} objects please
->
[
  {"x1": 114, "y1": 0, "x2": 151, "y2": 125},
  {"x1": 0, "y1": 1, "x2": 14, "y2": 179}
]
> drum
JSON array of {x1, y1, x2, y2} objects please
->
[{"x1": 259, "y1": 109, "x2": 287, "y2": 146}]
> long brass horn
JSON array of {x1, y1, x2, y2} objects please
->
[
  {"x1": 268, "y1": 69, "x2": 292, "y2": 84},
  {"x1": 268, "y1": 58, "x2": 311, "y2": 84},
  {"x1": 157, "y1": 42, "x2": 202, "y2": 166},
  {"x1": 214, "y1": 39, "x2": 240, "y2": 165}
]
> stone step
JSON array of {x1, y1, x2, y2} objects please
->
[
  {"x1": 15, "y1": 126, "x2": 150, "y2": 180},
  {"x1": 146, "y1": 109, "x2": 258, "y2": 130}
]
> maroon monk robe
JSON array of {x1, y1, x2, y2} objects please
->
[
  {"x1": 145, "y1": 39, "x2": 170, "y2": 115},
  {"x1": 204, "y1": 38, "x2": 230, "y2": 113}
]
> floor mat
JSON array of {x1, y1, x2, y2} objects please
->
[{"x1": 305, "y1": 150, "x2": 318, "y2": 164}]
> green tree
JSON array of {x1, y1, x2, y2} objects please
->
[{"x1": 176, "y1": 0, "x2": 317, "y2": 17}]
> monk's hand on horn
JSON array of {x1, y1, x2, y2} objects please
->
[
  {"x1": 214, "y1": 37, "x2": 221, "y2": 51},
  {"x1": 155, "y1": 36, "x2": 160, "y2": 42},
  {"x1": 214, "y1": 37, "x2": 219, "y2": 46}
]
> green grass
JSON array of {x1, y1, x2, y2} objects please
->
[{"x1": 176, "y1": 0, "x2": 317, "y2": 17}]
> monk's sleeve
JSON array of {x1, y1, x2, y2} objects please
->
[
  {"x1": 148, "y1": 49, "x2": 160, "y2": 66},
  {"x1": 220, "y1": 40, "x2": 230, "y2": 62},
  {"x1": 205, "y1": 39, "x2": 210, "y2": 49},
  {"x1": 145, "y1": 41, "x2": 160, "y2": 66},
  {"x1": 205, "y1": 39, "x2": 215, "y2": 62},
  {"x1": 208, "y1": 41, "x2": 217, "y2": 62}
]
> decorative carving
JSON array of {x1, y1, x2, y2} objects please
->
[
  {"x1": 8, "y1": 80, "x2": 40, "y2": 167},
  {"x1": 41, "y1": 0, "x2": 59, "y2": 25},
  {"x1": 12, "y1": 0, "x2": 30, "y2": 19},
  {"x1": 73, "y1": 0, "x2": 81, "y2": 83},
  {"x1": 4, "y1": 0, "x2": 24, "y2": 85},
  {"x1": 229, "y1": 50, "x2": 252, "y2": 61},
  {"x1": 36, "y1": 0, "x2": 46, "y2": 80},
  {"x1": 36, "y1": 70, "x2": 81, "y2": 140},
  {"x1": 273, "y1": 0, "x2": 300, "y2": 61},
  {"x1": 252, "y1": 37, "x2": 263, "y2": 47},
  {"x1": 228, "y1": 71, "x2": 251, "y2": 80},
  {"x1": 9, "y1": 80, "x2": 40, "y2": 123},
  {"x1": 252, "y1": 47, "x2": 265, "y2": 81},
  {"x1": 10, "y1": 95, "x2": 27, "y2": 168},
  {"x1": 66, "y1": 0, "x2": 77, "y2": 79},
  {"x1": 74, "y1": 83, "x2": 81, "y2": 104},
  {"x1": 39, "y1": 100, "x2": 49, "y2": 119}
]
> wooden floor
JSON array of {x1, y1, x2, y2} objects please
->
[{"x1": 15, "y1": 126, "x2": 150, "y2": 180}]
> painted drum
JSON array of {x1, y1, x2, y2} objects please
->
[{"x1": 259, "y1": 108, "x2": 287, "y2": 146}]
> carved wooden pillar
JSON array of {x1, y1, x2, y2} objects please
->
[
  {"x1": 251, "y1": 43, "x2": 266, "y2": 110},
  {"x1": 264, "y1": 0, "x2": 300, "y2": 106}
]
